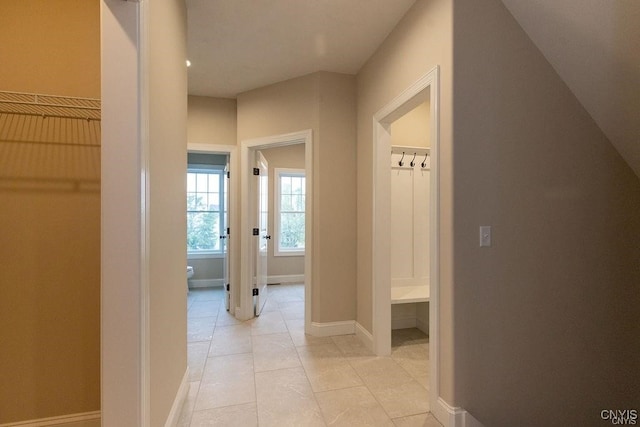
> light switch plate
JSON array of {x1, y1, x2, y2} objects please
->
[{"x1": 480, "y1": 226, "x2": 491, "y2": 247}]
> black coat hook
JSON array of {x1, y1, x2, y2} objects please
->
[
  {"x1": 398, "y1": 152, "x2": 405, "y2": 167},
  {"x1": 410, "y1": 153, "x2": 417, "y2": 167},
  {"x1": 421, "y1": 152, "x2": 429, "y2": 168}
]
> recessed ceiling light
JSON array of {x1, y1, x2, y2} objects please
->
[{"x1": 186, "y1": 60, "x2": 191, "y2": 67}]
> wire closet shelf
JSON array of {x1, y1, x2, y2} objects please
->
[
  {"x1": 0, "y1": 91, "x2": 101, "y2": 192},
  {"x1": 0, "y1": 90, "x2": 101, "y2": 121}
]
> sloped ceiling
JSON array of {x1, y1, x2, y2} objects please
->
[
  {"x1": 186, "y1": 0, "x2": 639, "y2": 177},
  {"x1": 501, "y1": 0, "x2": 640, "y2": 178},
  {"x1": 186, "y1": 0, "x2": 415, "y2": 98}
]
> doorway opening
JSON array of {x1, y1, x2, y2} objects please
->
[
  {"x1": 187, "y1": 144, "x2": 238, "y2": 316},
  {"x1": 372, "y1": 67, "x2": 440, "y2": 412},
  {"x1": 239, "y1": 130, "x2": 313, "y2": 334}
]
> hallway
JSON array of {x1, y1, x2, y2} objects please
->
[{"x1": 179, "y1": 284, "x2": 440, "y2": 426}]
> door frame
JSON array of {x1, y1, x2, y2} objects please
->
[
  {"x1": 253, "y1": 150, "x2": 269, "y2": 316},
  {"x1": 372, "y1": 66, "x2": 440, "y2": 409},
  {"x1": 239, "y1": 130, "x2": 313, "y2": 331},
  {"x1": 187, "y1": 143, "x2": 238, "y2": 315}
]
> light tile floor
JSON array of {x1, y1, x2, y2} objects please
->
[{"x1": 179, "y1": 284, "x2": 442, "y2": 427}]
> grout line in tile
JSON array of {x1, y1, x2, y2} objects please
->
[{"x1": 184, "y1": 286, "x2": 432, "y2": 426}]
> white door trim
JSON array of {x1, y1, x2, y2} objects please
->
[
  {"x1": 239, "y1": 130, "x2": 313, "y2": 332},
  {"x1": 187, "y1": 143, "x2": 238, "y2": 315},
  {"x1": 101, "y1": 0, "x2": 150, "y2": 425},
  {"x1": 372, "y1": 66, "x2": 441, "y2": 413}
]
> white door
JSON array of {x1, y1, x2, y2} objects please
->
[
  {"x1": 254, "y1": 151, "x2": 269, "y2": 315},
  {"x1": 223, "y1": 158, "x2": 230, "y2": 311}
]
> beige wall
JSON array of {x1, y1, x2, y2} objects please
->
[
  {"x1": 187, "y1": 97, "x2": 238, "y2": 289},
  {"x1": 356, "y1": 0, "x2": 454, "y2": 401},
  {"x1": 0, "y1": 1, "x2": 100, "y2": 99},
  {"x1": 188, "y1": 96, "x2": 237, "y2": 145},
  {"x1": 237, "y1": 73, "x2": 319, "y2": 141},
  {"x1": 237, "y1": 71, "x2": 357, "y2": 322},
  {"x1": 260, "y1": 144, "x2": 306, "y2": 278},
  {"x1": 0, "y1": 1, "x2": 101, "y2": 423},
  {"x1": 148, "y1": 0, "x2": 188, "y2": 425},
  {"x1": 237, "y1": 74, "x2": 316, "y2": 317},
  {"x1": 390, "y1": 98, "x2": 430, "y2": 148},
  {"x1": 316, "y1": 72, "x2": 358, "y2": 322},
  {"x1": 188, "y1": 257, "x2": 224, "y2": 282},
  {"x1": 452, "y1": 0, "x2": 640, "y2": 424}
]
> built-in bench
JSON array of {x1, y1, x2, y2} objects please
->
[{"x1": 391, "y1": 285, "x2": 429, "y2": 304}]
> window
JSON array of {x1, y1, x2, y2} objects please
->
[
  {"x1": 275, "y1": 168, "x2": 305, "y2": 256},
  {"x1": 187, "y1": 167, "x2": 226, "y2": 256}
]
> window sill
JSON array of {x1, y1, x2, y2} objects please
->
[
  {"x1": 187, "y1": 252, "x2": 226, "y2": 260},
  {"x1": 274, "y1": 251, "x2": 305, "y2": 257}
]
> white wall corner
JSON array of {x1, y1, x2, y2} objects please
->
[
  {"x1": 355, "y1": 322, "x2": 374, "y2": 353},
  {"x1": 235, "y1": 306, "x2": 253, "y2": 321},
  {"x1": 309, "y1": 320, "x2": 355, "y2": 337},
  {"x1": 164, "y1": 367, "x2": 190, "y2": 427},
  {"x1": 432, "y1": 397, "x2": 468, "y2": 427}
]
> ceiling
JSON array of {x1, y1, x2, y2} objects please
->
[
  {"x1": 500, "y1": 0, "x2": 640, "y2": 178},
  {"x1": 186, "y1": 0, "x2": 415, "y2": 99},
  {"x1": 186, "y1": 0, "x2": 640, "y2": 177}
]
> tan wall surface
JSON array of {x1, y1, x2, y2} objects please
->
[
  {"x1": 0, "y1": 1, "x2": 100, "y2": 98},
  {"x1": 0, "y1": 1, "x2": 101, "y2": 423},
  {"x1": 452, "y1": 0, "x2": 640, "y2": 424},
  {"x1": 237, "y1": 73, "x2": 318, "y2": 318},
  {"x1": 188, "y1": 96, "x2": 237, "y2": 145},
  {"x1": 238, "y1": 71, "x2": 357, "y2": 323},
  {"x1": 316, "y1": 71, "x2": 357, "y2": 322},
  {"x1": 260, "y1": 144, "x2": 306, "y2": 278},
  {"x1": 356, "y1": 0, "x2": 454, "y2": 400},
  {"x1": 237, "y1": 73, "x2": 319, "y2": 141},
  {"x1": 188, "y1": 257, "x2": 224, "y2": 281},
  {"x1": 390, "y1": 99, "x2": 430, "y2": 148},
  {"x1": 148, "y1": 0, "x2": 188, "y2": 425},
  {"x1": 187, "y1": 97, "x2": 238, "y2": 289}
]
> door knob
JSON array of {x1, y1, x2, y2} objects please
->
[{"x1": 263, "y1": 235, "x2": 271, "y2": 240}]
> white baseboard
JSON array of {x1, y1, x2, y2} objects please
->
[
  {"x1": 309, "y1": 320, "x2": 355, "y2": 337},
  {"x1": 355, "y1": 322, "x2": 374, "y2": 353},
  {"x1": 432, "y1": 397, "x2": 467, "y2": 427},
  {"x1": 188, "y1": 279, "x2": 224, "y2": 289},
  {"x1": 0, "y1": 411, "x2": 101, "y2": 427},
  {"x1": 164, "y1": 367, "x2": 190, "y2": 427},
  {"x1": 431, "y1": 397, "x2": 484, "y2": 427},
  {"x1": 267, "y1": 274, "x2": 304, "y2": 284}
]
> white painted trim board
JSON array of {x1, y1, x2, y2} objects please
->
[
  {"x1": 309, "y1": 320, "x2": 355, "y2": 337},
  {"x1": 0, "y1": 411, "x2": 101, "y2": 427},
  {"x1": 101, "y1": 1, "x2": 150, "y2": 425},
  {"x1": 355, "y1": 322, "x2": 375, "y2": 353},
  {"x1": 164, "y1": 368, "x2": 189, "y2": 427}
]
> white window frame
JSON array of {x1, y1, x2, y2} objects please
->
[
  {"x1": 274, "y1": 168, "x2": 305, "y2": 257},
  {"x1": 186, "y1": 166, "x2": 227, "y2": 258}
]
